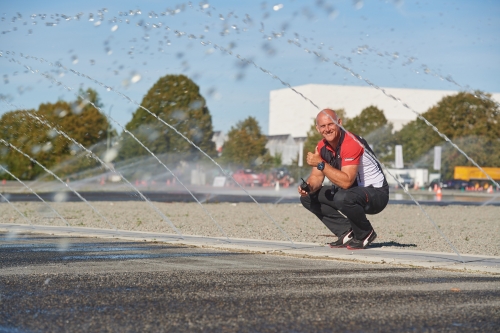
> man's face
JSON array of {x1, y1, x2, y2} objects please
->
[{"x1": 316, "y1": 111, "x2": 342, "y2": 142}]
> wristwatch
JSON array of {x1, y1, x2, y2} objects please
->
[{"x1": 317, "y1": 161, "x2": 325, "y2": 171}]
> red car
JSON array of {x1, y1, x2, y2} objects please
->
[{"x1": 231, "y1": 169, "x2": 266, "y2": 186}]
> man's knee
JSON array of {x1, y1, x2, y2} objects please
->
[
  {"x1": 333, "y1": 189, "x2": 369, "y2": 212},
  {"x1": 335, "y1": 188, "x2": 388, "y2": 214},
  {"x1": 331, "y1": 189, "x2": 348, "y2": 210}
]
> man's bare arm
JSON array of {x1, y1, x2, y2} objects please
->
[
  {"x1": 306, "y1": 167, "x2": 325, "y2": 192},
  {"x1": 305, "y1": 146, "x2": 358, "y2": 190},
  {"x1": 322, "y1": 164, "x2": 358, "y2": 189},
  {"x1": 297, "y1": 167, "x2": 325, "y2": 197}
]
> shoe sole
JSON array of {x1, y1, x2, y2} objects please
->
[
  {"x1": 328, "y1": 243, "x2": 349, "y2": 248},
  {"x1": 328, "y1": 231, "x2": 353, "y2": 248},
  {"x1": 346, "y1": 232, "x2": 377, "y2": 250}
]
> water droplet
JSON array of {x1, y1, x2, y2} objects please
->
[
  {"x1": 57, "y1": 238, "x2": 70, "y2": 251},
  {"x1": 47, "y1": 129, "x2": 58, "y2": 139},
  {"x1": 130, "y1": 73, "x2": 141, "y2": 83},
  {"x1": 90, "y1": 59, "x2": 95, "y2": 65},
  {"x1": 273, "y1": 4, "x2": 284, "y2": 11},
  {"x1": 353, "y1": 0, "x2": 364, "y2": 10},
  {"x1": 53, "y1": 192, "x2": 67, "y2": 202},
  {"x1": 42, "y1": 142, "x2": 53, "y2": 152},
  {"x1": 147, "y1": 130, "x2": 160, "y2": 142},
  {"x1": 71, "y1": 55, "x2": 78, "y2": 64},
  {"x1": 111, "y1": 25, "x2": 118, "y2": 32},
  {"x1": 31, "y1": 145, "x2": 41, "y2": 154},
  {"x1": 189, "y1": 100, "x2": 203, "y2": 110},
  {"x1": 94, "y1": 21, "x2": 102, "y2": 27},
  {"x1": 102, "y1": 148, "x2": 118, "y2": 163},
  {"x1": 71, "y1": 100, "x2": 87, "y2": 115},
  {"x1": 6, "y1": 229, "x2": 20, "y2": 240}
]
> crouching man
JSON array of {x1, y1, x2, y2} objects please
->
[{"x1": 298, "y1": 109, "x2": 389, "y2": 249}]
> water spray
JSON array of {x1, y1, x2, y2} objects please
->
[
  {"x1": 0, "y1": 139, "x2": 117, "y2": 231},
  {"x1": 0, "y1": 165, "x2": 71, "y2": 227},
  {"x1": 0, "y1": 192, "x2": 33, "y2": 226},
  {"x1": 3, "y1": 53, "x2": 296, "y2": 246}
]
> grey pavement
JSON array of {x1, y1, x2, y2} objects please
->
[
  {"x1": 1, "y1": 223, "x2": 499, "y2": 275},
  {"x1": 1, "y1": 230, "x2": 500, "y2": 332}
]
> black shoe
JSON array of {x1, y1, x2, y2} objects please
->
[
  {"x1": 328, "y1": 230, "x2": 353, "y2": 248},
  {"x1": 346, "y1": 230, "x2": 377, "y2": 250}
]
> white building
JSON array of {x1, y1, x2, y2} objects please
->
[
  {"x1": 269, "y1": 84, "x2": 500, "y2": 137},
  {"x1": 266, "y1": 135, "x2": 306, "y2": 165}
]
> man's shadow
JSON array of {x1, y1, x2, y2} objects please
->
[
  {"x1": 318, "y1": 235, "x2": 417, "y2": 249},
  {"x1": 370, "y1": 241, "x2": 417, "y2": 249}
]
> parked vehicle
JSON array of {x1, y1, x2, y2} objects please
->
[
  {"x1": 268, "y1": 167, "x2": 294, "y2": 187},
  {"x1": 441, "y1": 179, "x2": 471, "y2": 190},
  {"x1": 231, "y1": 169, "x2": 266, "y2": 186},
  {"x1": 395, "y1": 173, "x2": 414, "y2": 188},
  {"x1": 428, "y1": 178, "x2": 442, "y2": 189}
]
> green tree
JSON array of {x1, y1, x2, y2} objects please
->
[
  {"x1": 0, "y1": 88, "x2": 110, "y2": 180},
  {"x1": 343, "y1": 106, "x2": 388, "y2": 137},
  {"x1": 394, "y1": 91, "x2": 500, "y2": 178},
  {"x1": 343, "y1": 106, "x2": 394, "y2": 163},
  {"x1": 221, "y1": 116, "x2": 267, "y2": 168},
  {"x1": 118, "y1": 74, "x2": 215, "y2": 162}
]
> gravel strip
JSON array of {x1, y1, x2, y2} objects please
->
[{"x1": 1, "y1": 202, "x2": 499, "y2": 256}]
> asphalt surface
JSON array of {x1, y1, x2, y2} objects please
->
[
  {"x1": 2, "y1": 190, "x2": 500, "y2": 207},
  {"x1": 1, "y1": 233, "x2": 499, "y2": 332}
]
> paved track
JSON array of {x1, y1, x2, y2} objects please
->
[{"x1": 1, "y1": 232, "x2": 499, "y2": 332}]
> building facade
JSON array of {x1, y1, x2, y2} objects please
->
[{"x1": 269, "y1": 84, "x2": 500, "y2": 137}]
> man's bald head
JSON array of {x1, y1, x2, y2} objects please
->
[
  {"x1": 315, "y1": 109, "x2": 343, "y2": 145},
  {"x1": 316, "y1": 109, "x2": 339, "y2": 125}
]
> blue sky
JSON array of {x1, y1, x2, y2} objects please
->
[{"x1": 1, "y1": 0, "x2": 499, "y2": 134}]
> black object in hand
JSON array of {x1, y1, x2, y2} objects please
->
[{"x1": 300, "y1": 178, "x2": 310, "y2": 193}]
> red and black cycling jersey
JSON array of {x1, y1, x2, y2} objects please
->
[{"x1": 316, "y1": 130, "x2": 387, "y2": 188}]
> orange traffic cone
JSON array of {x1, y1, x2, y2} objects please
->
[
  {"x1": 433, "y1": 184, "x2": 438, "y2": 192},
  {"x1": 436, "y1": 187, "x2": 442, "y2": 200},
  {"x1": 487, "y1": 186, "x2": 493, "y2": 194}
]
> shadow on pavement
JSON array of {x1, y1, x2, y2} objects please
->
[{"x1": 371, "y1": 241, "x2": 418, "y2": 249}]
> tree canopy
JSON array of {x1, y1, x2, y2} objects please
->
[
  {"x1": 343, "y1": 105, "x2": 394, "y2": 163},
  {"x1": 0, "y1": 88, "x2": 110, "y2": 180},
  {"x1": 343, "y1": 105, "x2": 388, "y2": 137},
  {"x1": 118, "y1": 74, "x2": 215, "y2": 162},
  {"x1": 393, "y1": 91, "x2": 500, "y2": 178},
  {"x1": 221, "y1": 116, "x2": 268, "y2": 168}
]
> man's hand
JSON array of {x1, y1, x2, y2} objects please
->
[
  {"x1": 297, "y1": 178, "x2": 311, "y2": 197},
  {"x1": 297, "y1": 184, "x2": 309, "y2": 197},
  {"x1": 306, "y1": 147, "x2": 323, "y2": 167}
]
